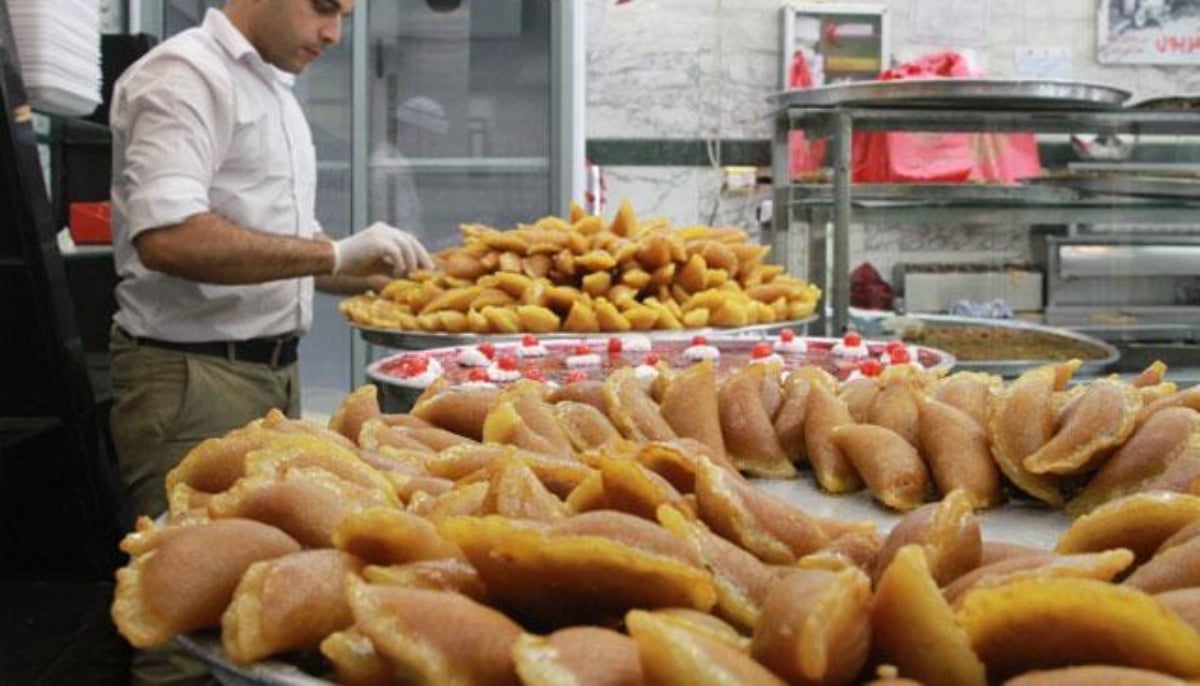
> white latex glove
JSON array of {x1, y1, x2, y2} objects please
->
[{"x1": 330, "y1": 222, "x2": 432, "y2": 277}]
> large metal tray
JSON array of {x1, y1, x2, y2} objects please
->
[
  {"x1": 356, "y1": 317, "x2": 818, "y2": 351},
  {"x1": 1026, "y1": 173, "x2": 1200, "y2": 200},
  {"x1": 790, "y1": 182, "x2": 1081, "y2": 204},
  {"x1": 854, "y1": 311, "x2": 1119, "y2": 376},
  {"x1": 770, "y1": 78, "x2": 1131, "y2": 111}
]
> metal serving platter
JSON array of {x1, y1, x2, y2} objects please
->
[
  {"x1": 355, "y1": 316, "x2": 818, "y2": 351},
  {"x1": 770, "y1": 78, "x2": 1131, "y2": 111},
  {"x1": 790, "y1": 182, "x2": 1081, "y2": 204},
  {"x1": 1129, "y1": 95, "x2": 1200, "y2": 111},
  {"x1": 1026, "y1": 173, "x2": 1200, "y2": 201},
  {"x1": 855, "y1": 311, "x2": 1119, "y2": 376}
]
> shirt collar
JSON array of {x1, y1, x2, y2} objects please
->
[{"x1": 203, "y1": 9, "x2": 296, "y2": 88}]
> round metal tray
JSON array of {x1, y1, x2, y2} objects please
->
[
  {"x1": 856, "y1": 312, "x2": 1120, "y2": 376},
  {"x1": 1026, "y1": 173, "x2": 1200, "y2": 200},
  {"x1": 355, "y1": 316, "x2": 818, "y2": 351},
  {"x1": 790, "y1": 182, "x2": 1082, "y2": 204},
  {"x1": 770, "y1": 78, "x2": 1131, "y2": 111}
]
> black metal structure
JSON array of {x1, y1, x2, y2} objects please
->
[{"x1": 0, "y1": 1, "x2": 131, "y2": 680}]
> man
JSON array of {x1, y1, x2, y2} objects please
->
[{"x1": 109, "y1": 0, "x2": 429, "y2": 521}]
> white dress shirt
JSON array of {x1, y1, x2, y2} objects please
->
[{"x1": 110, "y1": 9, "x2": 319, "y2": 342}]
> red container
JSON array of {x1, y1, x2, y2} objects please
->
[{"x1": 69, "y1": 201, "x2": 112, "y2": 244}]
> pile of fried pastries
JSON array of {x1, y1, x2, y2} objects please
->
[
  {"x1": 339, "y1": 200, "x2": 820, "y2": 334},
  {"x1": 110, "y1": 357, "x2": 1200, "y2": 684}
]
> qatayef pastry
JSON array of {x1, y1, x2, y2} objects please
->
[{"x1": 112, "y1": 518, "x2": 300, "y2": 648}]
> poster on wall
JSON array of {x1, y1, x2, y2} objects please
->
[{"x1": 1098, "y1": 0, "x2": 1200, "y2": 64}]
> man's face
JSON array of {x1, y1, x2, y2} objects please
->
[{"x1": 251, "y1": 0, "x2": 354, "y2": 74}]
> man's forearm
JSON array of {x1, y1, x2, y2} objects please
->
[
  {"x1": 134, "y1": 212, "x2": 336, "y2": 284},
  {"x1": 315, "y1": 273, "x2": 391, "y2": 295}
]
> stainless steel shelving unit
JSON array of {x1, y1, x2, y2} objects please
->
[{"x1": 768, "y1": 102, "x2": 1200, "y2": 336}]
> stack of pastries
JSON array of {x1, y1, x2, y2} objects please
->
[
  {"x1": 111, "y1": 359, "x2": 1200, "y2": 684},
  {"x1": 339, "y1": 201, "x2": 821, "y2": 334}
]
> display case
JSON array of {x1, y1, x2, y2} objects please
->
[{"x1": 767, "y1": 83, "x2": 1200, "y2": 364}]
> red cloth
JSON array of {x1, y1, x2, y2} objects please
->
[
  {"x1": 788, "y1": 50, "x2": 827, "y2": 177},
  {"x1": 852, "y1": 52, "x2": 1042, "y2": 184},
  {"x1": 849, "y1": 262, "x2": 894, "y2": 311}
]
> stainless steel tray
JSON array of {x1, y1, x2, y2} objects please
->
[
  {"x1": 790, "y1": 182, "x2": 1081, "y2": 204},
  {"x1": 770, "y1": 78, "x2": 1131, "y2": 111},
  {"x1": 1026, "y1": 174, "x2": 1200, "y2": 200},
  {"x1": 854, "y1": 311, "x2": 1120, "y2": 376},
  {"x1": 356, "y1": 317, "x2": 818, "y2": 351},
  {"x1": 175, "y1": 634, "x2": 330, "y2": 686},
  {"x1": 1129, "y1": 95, "x2": 1200, "y2": 111}
]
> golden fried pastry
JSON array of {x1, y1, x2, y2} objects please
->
[
  {"x1": 347, "y1": 577, "x2": 524, "y2": 686},
  {"x1": 604, "y1": 367, "x2": 677, "y2": 443},
  {"x1": 1004, "y1": 666, "x2": 1188, "y2": 686},
  {"x1": 595, "y1": 454, "x2": 691, "y2": 521},
  {"x1": 872, "y1": 489, "x2": 981, "y2": 587},
  {"x1": 241, "y1": 433, "x2": 398, "y2": 503},
  {"x1": 979, "y1": 541, "x2": 1045, "y2": 567},
  {"x1": 362, "y1": 559, "x2": 487, "y2": 600},
  {"x1": 358, "y1": 419, "x2": 435, "y2": 453},
  {"x1": 260, "y1": 408, "x2": 359, "y2": 450},
  {"x1": 635, "y1": 439, "x2": 743, "y2": 494},
  {"x1": 409, "y1": 381, "x2": 499, "y2": 442},
  {"x1": 332, "y1": 507, "x2": 463, "y2": 565},
  {"x1": 932, "y1": 372, "x2": 1002, "y2": 431},
  {"x1": 942, "y1": 549, "x2": 1134, "y2": 605},
  {"x1": 165, "y1": 424, "x2": 275, "y2": 496},
  {"x1": 329, "y1": 384, "x2": 382, "y2": 444},
  {"x1": 804, "y1": 380, "x2": 863, "y2": 494},
  {"x1": 988, "y1": 363, "x2": 1077, "y2": 506},
  {"x1": 1157, "y1": 518, "x2": 1200, "y2": 551},
  {"x1": 1123, "y1": 536, "x2": 1200, "y2": 594},
  {"x1": 439, "y1": 512, "x2": 715, "y2": 629},
  {"x1": 800, "y1": 530, "x2": 882, "y2": 573},
  {"x1": 693, "y1": 456, "x2": 831, "y2": 564},
  {"x1": 480, "y1": 455, "x2": 571, "y2": 522},
  {"x1": 1066, "y1": 408, "x2": 1200, "y2": 516},
  {"x1": 548, "y1": 379, "x2": 608, "y2": 412},
  {"x1": 1140, "y1": 445, "x2": 1200, "y2": 496},
  {"x1": 626, "y1": 609, "x2": 786, "y2": 686},
  {"x1": 657, "y1": 504, "x2": 777, "y2": 630},
  {"x1": 1055, "y1": 492, "x2": 1200, "y2": 564},
  {"x1": 1139, "y1": 385, "x2": 1200, "y2": 423},
  {"x1": 408, "y1": 481, "x2": 490, "y2": 519},
  {"x1": 718, "y1": 363, "x2": 795, "y2": 478},
  {"x1": 659, "y1": 359, "x2": 727, "y2": 462},
  {"x1": 513, "y1": 627, "x2": 643, "y2": 686},
  {"x1": 839, "y1": 377, "x2": 880, "y2": 425},
  {"x1": 554, "y1": 400, "x2": 623, "y2": 452},
  {"x1": 775, "y1": 371, "x2": 814, "y2": 463},
  {"x1": 871, "y1": 545, "x2": 986, "y2": 686},
  {"x1": 830, "y1": 424, "x2": 929, "y2": 511},
  {"x1": 869, "y1": 380, "x2": 922, "y2": 451},
  {"x1": 320, "y1": 628, "x2": 393, "y2": 686},
  {"x1": 750, "y1": 567, "x2": 872, "y2": 686},
  {"x1": 1023, "y1": 379, "x2": 1142, "y2": 476},
  {"x1": 647, "y1": 607, "x2": 750, "y2": 653},
  {"x1": 112, "y1": 518, "x2": 301, "y2": 648},
  {"x1": 208, "y1": 469, "x2": 393, "y2": 549},
  {"x1": 221, "y1": 549, "x2": 363, "y2": 664},
  {"x1": 955, "y1": 577, "x2": 1200, "y2": 680},
  {"x1": 918, "y1": 396, "x2": 1004, "y2": 509},
  {"x1": 1156, "y1": 588, "x2": 1200, "y2": 633}
]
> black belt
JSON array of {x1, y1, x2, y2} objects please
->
[{"x1": 127, "y1": 329, "x2": 299, "y2": 368}]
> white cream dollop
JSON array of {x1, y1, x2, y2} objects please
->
[
  {"x1": 683, "y1": 344, "x2": 721, "y2": 362},
  {"x1": 455, "y1": 347, "x2": 491, "y2": 367}
]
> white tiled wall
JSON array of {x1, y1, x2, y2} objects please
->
[{"x1": 585, "y1": 0, "x2": 1200, "y2": 281}]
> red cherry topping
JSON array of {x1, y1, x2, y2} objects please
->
[
  {"x1": 607, "y1": 337, "x2": 623, "y2": 354},
  {"x1": 394, "y1": 353, "x2": 429, "y2": 377},
  {"x1": 691, "y1": 335, "x2": 708, "y2": 346},
  {"x1": 643, "y1": 353, "x2": 660, "y2": 366},
  {"x1": 572, "y1": 344, "x2": 592, "y2": 356},
  {"x1": 466, "y1": 368, "x2": 489, "y2": 382},
  {"x1": 523, "y1": 366, "x2": 546, "y2": 381},
  {"x1": 843, "y1": 332, "x2": 863, "y2": 347},
  {"x1": 885, "y1": 339, "x2": 905, "y2": 352},
  {"x1": 779, "y1": 328, "x2": 796, "y2": 342},
  {"x1": 889, "y1": 348, "x2": 911, "y2": 364},
  {"x1": 859, "y1": 358, "x2": 884, "y2": 377},
  {"x1": 477, "y1": 342, "x2": 496, "y2": 359},
  {"x1": 521, "y1": 334, "x2": 539, "y2": 347},
  {"x1": 497, "y1": 354, "x2": 518, "y2": 371},
  {"x1": 751, "y1": 341, "x2": 773, "y2": 359},
  {"x1": 566, "y1": 369, "x2": 588, "y2": 383}
]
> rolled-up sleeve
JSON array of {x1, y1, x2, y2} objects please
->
[{"x1": 114, "y1": 56, "x2": 232, "y2": 238}]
